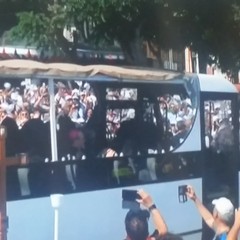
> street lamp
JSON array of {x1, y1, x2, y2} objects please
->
[{"x1": 50, "y1": 194, "x2": 63, "y2": 240}]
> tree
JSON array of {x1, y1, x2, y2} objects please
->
[
  {"x1": 3, "y1": 0, "x2": 240, "y2": 80},
  {"x1": 0, "y1": 0, "x2": 49, "y2": 38}
]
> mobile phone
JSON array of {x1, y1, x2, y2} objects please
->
[
  {"x1": 178, "y1": 185, "x2": 188, "y2": 203},
  {"x1": 122, "y1": 200, "x2": 140, "y2": 210},
  {"x1": 122, "y1": 190, "x2": 141, "y2": 201}
]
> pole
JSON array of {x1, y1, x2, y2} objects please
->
[
  {"x1": 54, "y1": 209, "x2": 59, "y2": 240},
  {"x1": 0, "y1": 129, "x2": 7, "y2": 240},
  {"x1": 48, "y1": 79, "x2": 58, "y2": 162},
  {"x1": 50, "y1": 194, "x2": 63, "y2": 240}
]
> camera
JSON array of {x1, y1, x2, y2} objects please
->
[
  {"x1": 122, "y1": 190, "x2": 141, "y2": 210},
  {"x1": 178, "y1": 185, "x2": 188, "y2": 203}
]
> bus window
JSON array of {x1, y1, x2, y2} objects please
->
[
  {"x1": 0, "y1": 78, "x2": 51, "y2": 199},
  {"x1": 157, "y1": 94, "x2": 196, "y2": 151},
  {"x1": 142, "y1": 98, "x2": 157, "y2": 124},
  {"x1": 203, "y1": 100, "x2": 235, "y2": 201},
  {"x1": 0, "y1": 78, "x2": 50, "y2": 158},
  {"x1": 204, "y1": 100, "x2": 233, "y2": 151},
  {"x1": 106, "y1": 88, "x2": 137, "y2": 101},
  {"x1": 106, "y1": 108, "x2": 135, "y2": 140},
  {"x1": 54, "y1": 80, "x2": 98, "y2": 159}
]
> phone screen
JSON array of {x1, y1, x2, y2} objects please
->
[
  {"x1": 178, "y1": 185, "x2": 188, "y2": 203},
  {"x1": 122, "y1": 200, "x2": 140, "y2": 210}
]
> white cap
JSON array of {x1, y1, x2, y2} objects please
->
[
  {"x1": 4, "y1": 82, "x2": 11, "y2": 89},
  {"x1": 212, "y1": 197, "x2": 234, "y2": 216}
]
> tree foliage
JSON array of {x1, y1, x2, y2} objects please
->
[{"x1": 1, "y1": 0, "x2": 240, "y2": 76}]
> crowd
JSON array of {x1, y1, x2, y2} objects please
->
[
  {"x1": 106, "y1": 88, "x2": 137, "y2": 101},
  {"x1": 105, "y1": 91, "x2": 196, "y2": 150},
  {"x1": 55, "y1": 81, "x2": 97, "y2": 126},
  {"x1": 0, "y1": 82, "x2": 194, "y2": 149},
  {"x1": 0, "y1": 79, "x2": 99, "y2": 155},
  {"x1": 0, "y1": 79, "x2": 98, "y2": 130},
  {"x1": 124, "y1": 187, "x2": 240, "y2": 240},
  {"x1": 159, "y1": 94, "x2": 195, "y2": 149}
]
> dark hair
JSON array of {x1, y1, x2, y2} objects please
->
[
  {"x1": 156, "y1": 233, "x2": 183, "y2": 240},
  {"x1": 125, "y1": 210, "x2": 150, "y2": 240}
]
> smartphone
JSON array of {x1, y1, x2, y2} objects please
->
[
  {"x1": 122, "y1": 200, "x2": 140, "y2": 210},
  {"x1": 178, "y1": 185, "x2": 188, "y2": 203},
  {"x1": 122, "y1": 190, "x2": 140, "y2": 201}
]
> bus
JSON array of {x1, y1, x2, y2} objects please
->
[{"x1": 0, "y1": 59, "x2": 238, "y2": 240}]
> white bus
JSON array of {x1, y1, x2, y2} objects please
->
[{"x1": 0, "y1": 60, "x2": 238, "y2": 240}]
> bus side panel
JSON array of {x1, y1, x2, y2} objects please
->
[
  {"x1": 239, "y1": 172, "x2": 240, "y2": 207},
  {"x1": 7, "y1": 178, "x2": 202, "y2": 240}
]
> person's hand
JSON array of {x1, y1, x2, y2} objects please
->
[
  {"x1": 137, "y1": 189, "x2": 154, "y2": 209},
  {"x1": 233, "y1": 208, "x2": 240, "y2": 229},
  {"x1": 186, "y1": 185, "x2": 197, "y2": 201}
]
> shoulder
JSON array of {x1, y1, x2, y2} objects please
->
[{"x1": 217, "y1": 232, "x2": 227, "y2": 240}]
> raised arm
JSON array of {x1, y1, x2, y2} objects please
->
[
  {"x1": 186, "y1": 185, "x2": 215, "y2": 229},
  {"x1": 227, "y1": 208, "x2": 240, "y2": 240},
  {"x1": 137, "y1": 189, "x2": 168, "y2": 236}
]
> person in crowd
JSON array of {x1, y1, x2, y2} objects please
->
[
  {"x1": 57, "y1": 102, "x2": 76, "y2": 158},
  {"x1": 78, "y1": 91, "x2": 87, "y2": 118},
  {"x1": 34, "y1": 88, "x2": 50, "y2": 122},
  {"x1": 69, "y1": 129, "x2": 86, "y2": 160},
  {"x1": 0, "y1": 106, "x2": 21, "y2": 199},
  {"x1": 10, "y1": 87, "x2": 23, "y2": 112},
  {"x1": 17, "y1": 110, "x2": 30, "y2": 129},
  {"x1": 171, "y1": 119, "x2": 188, "y2": 148},
  {"x1": 55, "y1": 81, "x2": 68, "y2": 113},
  {"x1": 186, "y1": 185, "x2": 234, "y2": 240},
  {"x1": 69, "y1": 95, "x2": 84, "y2": 125},
  {"x1": 211, "y1": 118, "x2": 234, "y2": 154},
  {"x1": 124, "y1": 189, "x2": 168, "y2": 240}
]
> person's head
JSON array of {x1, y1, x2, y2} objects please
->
[
  {"x1": 62, "y1": 102, "x2": 71, "y2": 115},
  {"x1": 86, "y1": 108, "x2": 93, "y2": 118},
  {"x1": 125, "y1": 210, "x2": 149, "y2": 240},
  {"x1": 219, "y1": 118, "x2": 230, "y2": 127},
  {"x1": 80, "y1": 91, "x2": 86, "y2": 101},
  {"x1": 212, "y1": 197, "x2": 234, "y2": 227},
  {"x1": 69, "y1": 129, "x2": 85, "y2": 150},
  {"x1": 156, "y1": 233, "x2": 183, "y2": 240},
  {"x1": 65, "y1": 95, "x2": 73, "y2": 104},
  {"x1": 20, "y1": 110, "x2": 30, "y2": 120},
  {"x1": 57, "y1": 82, "x2": 67, "y2": 96},
  {"x1": 176, "y1": 119, "x2": 186, "y2": 132}
]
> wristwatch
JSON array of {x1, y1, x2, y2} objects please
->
[{"x1": 148, "y1": 204, "x2": 157, "y2": 211}]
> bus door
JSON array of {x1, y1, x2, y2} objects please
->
[{"x1": 202, "y1": 95, "x2": 239, "y2": 207}]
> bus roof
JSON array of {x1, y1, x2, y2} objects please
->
[
  {"x1": 198, "y1": 74, "x2": 238, "y2": 93},
  {"x1": 0, "y1": 59, "x2": 182, "y2": 82}
]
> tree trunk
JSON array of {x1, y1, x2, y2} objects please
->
[
  {"x1": 119, "y1": 28, "x2": 148, "y2": 67},
  {"x1": 198, "y1": 51, "x2": 208, "y2": 73},
  {"x1": 148, "y1": 41, "x2": 164, "y2": 68}
]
